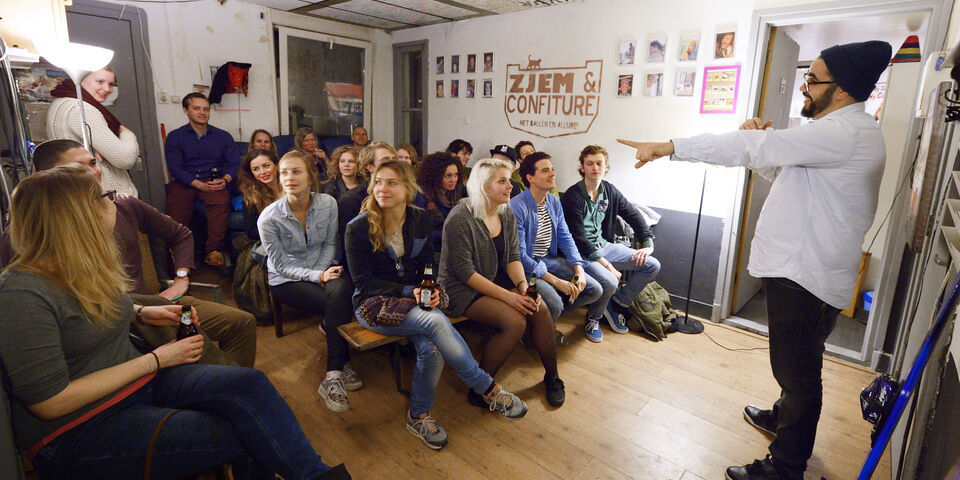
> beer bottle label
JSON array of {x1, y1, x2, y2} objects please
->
[{"x1": 420, "y1": 288, "x2": 432, "y2": 306}]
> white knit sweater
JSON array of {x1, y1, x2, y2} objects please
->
[{"x1": 45, "y1": 97, "x2": 140, "y2": 196}]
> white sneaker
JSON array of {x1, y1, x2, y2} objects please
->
[
  {"x1": 342, "y1": 364, "x2": 363, "y2": 391},
  {"x1": 318, "y1": 376, "x2": 349, "y2": 413}
]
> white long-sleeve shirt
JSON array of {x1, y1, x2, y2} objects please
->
[
  {"x1": 671, "y1": 103, "x2": 885, "y2": 308},
  {"x1": 46, "y1": 97, "x2": 140, "y2": 197}
]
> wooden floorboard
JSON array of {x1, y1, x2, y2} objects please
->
[{"x1": 194, "y1": 268, "x2": 890, "y2": 480}]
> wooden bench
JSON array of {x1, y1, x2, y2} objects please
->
[{"x1": 337, "y1": 316, "x2": 469, "y2": 395}]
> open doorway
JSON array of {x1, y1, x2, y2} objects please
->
[{"x1": 724, "y1": 6, "x2": 936, "y2": 363}]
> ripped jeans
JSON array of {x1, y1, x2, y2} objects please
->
[{"x1": 356, "y1": 305, "x2": 494, "y2": 416}]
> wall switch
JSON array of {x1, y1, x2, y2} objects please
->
[
  {"x1": 171, "y1": 95, "x2": 182, "y2": 104},
  {"x1": 157, "y1": 91, "x2": 168, "y2": 103}
]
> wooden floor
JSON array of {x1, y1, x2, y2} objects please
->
[{"x1": 251, "y1": 308, "x2": 890, "y2": 480}]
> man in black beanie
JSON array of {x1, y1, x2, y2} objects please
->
[{"x1": 617, "y1": 39, "x2": 892, "y2": 480}]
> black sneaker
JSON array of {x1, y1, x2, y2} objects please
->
[
  {"x1": 467, "y1": 388, "x2": 487, "y2": 408},
  {"x1": 544, "y1": 375, "x2": 565, "y2": 407},
  {"x1": 725, "y1": 456, "x2": 782, "y2": 480},
  {"x1": 316, "y1": 463, "x2": 351, "y2": 480},
  {"x1": 743, "y1": 405, "x2": 777, "y2": 437}
]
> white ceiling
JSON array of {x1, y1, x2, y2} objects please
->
[
  {"x1": 782, "y1": 11, "x2": 929, "y2": 62},
  {"x1": 246, "y1": 0, "x2": 583, "y2": 31}
]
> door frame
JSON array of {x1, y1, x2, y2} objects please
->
[
  {"x1": 392, "y1": 40, "x2": 428, "y2": 154},
  {"x1": 276, "y1": 26, "x2": 373, "y2": 136},
  {"x1": 719, "y1": 0, "x2": 951, "y2": 363}
]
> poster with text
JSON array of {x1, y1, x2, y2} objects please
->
[
  {"x1": 504, "y1": 58, "x2": 603, "y2": 138},
  {"x1": 700, "y1": 65, "x2": 740, "y2": 114}
]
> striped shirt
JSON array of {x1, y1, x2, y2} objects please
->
[{"x1": 532, "y1": 203, "x2": 552, "y2": 258}]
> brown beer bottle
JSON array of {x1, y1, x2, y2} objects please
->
[
  {"x1": 419, "y1": 264, "x2": 436, "y2": 310},
  {"x1": 567, "y1": 274, "x2": 579, "y2": 304},
  {"x1": 526, "y1": 276, "x2": 539, "y2": 301},
  {"x1": 176, "y1": 305, "x2": 199, "y2": 340}
]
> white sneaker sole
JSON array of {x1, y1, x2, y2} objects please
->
[
  {"x1": 602, "y1": 309, "x2": 629, "y2": 334},
  {"x1": 405, "y1": 422, "x2": 448, "y2": 450},
  {"x1": 317, "y1": 384, "x2": 349, "y2": 413}
]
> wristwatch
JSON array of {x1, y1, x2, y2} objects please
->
[{"x1": 176, "y1": 269, "x2": 189, "y2": 279}]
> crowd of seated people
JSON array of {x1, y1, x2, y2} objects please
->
[{"x1": 3, "y1": 84, "x2": 663, "y2": 471}]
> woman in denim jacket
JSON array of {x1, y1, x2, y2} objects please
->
[
  {"x1": 344, "y1": 160, "x2": 527, "y2": 450},
  {"x1": 258, "y1": 151, "x2": 360, "y2": 413}
]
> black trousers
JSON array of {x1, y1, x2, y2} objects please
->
[
  {"x1": 270, "y1": 277, "x2": 354, "y2": 372},
  {"x1": 763, "y1": 277, "x2": 840, "y2": 478}
]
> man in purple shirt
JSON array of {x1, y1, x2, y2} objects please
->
[{"x1": 164, "y1": 93, "x2": 239, "y2": 267}]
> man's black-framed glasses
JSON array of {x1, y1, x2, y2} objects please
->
[
  {"x1": 101, "y1": 190, "x2": 117, "y2": 203},
  {"x1": 802, "y1": 72, "x2": 835, "y2": 87}
]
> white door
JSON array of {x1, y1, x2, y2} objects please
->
[{"x1": 731, "y1": 26, "x2": 799, "y2": 314}]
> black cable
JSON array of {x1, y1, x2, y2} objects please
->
[
  {"x1": 702, "y1": 328, "x2": 769, "y2": 352},
  {"x1": 683, "y1": 170, "x2": 706, "y2": 322}
]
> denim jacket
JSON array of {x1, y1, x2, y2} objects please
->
[
  {"x1": 258, "y1": 193, "x2": 338, "y2": 286},
  {"x1": 509, "y1": 189, "x2": 585, "y2": 278}
]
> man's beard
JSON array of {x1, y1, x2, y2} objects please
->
[{"x1": 800, "y1": 84, "x2": 837, "y2": 118}]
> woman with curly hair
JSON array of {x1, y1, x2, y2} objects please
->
[
  {"x1": 321, "y1": 145, "x2": 360, "y2": 201},
  {"x1": 417, "y1": 151, "x2": 464, "y2": 217}
]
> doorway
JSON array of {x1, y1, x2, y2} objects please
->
[
  {"x1": 723, "y1": 0, "x2": 945, "y2": 364},
  {"x1": 393, "y1": 41, "x2": 428, "y2": 158}
]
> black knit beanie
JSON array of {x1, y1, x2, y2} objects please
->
[{"x1": 820, "y1": 41, "x2": 892, "y2": 102}]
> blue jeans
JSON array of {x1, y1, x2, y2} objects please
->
[
  {"x1": 356, "y1": 305, "x2": 494, "y2": 417},
  {"x1": 33, "y1": 365, "x2": 334, "y2": 480},
  {"x1": 582, "y1": 243, "x2": 661, "y2": 310},
  {"x1": 536, "y1": 255, "x2": 603, "y2": 322}
]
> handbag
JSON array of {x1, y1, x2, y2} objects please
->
[{"x1": 357, "y1": 286, "x2": 449, "y2": 327}]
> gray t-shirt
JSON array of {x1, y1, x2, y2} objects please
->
[{"x1": 0, "y1": 269, "x2": 138, "y2": 450}]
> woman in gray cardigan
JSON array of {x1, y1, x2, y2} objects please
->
[{"x1": 439, "y1": 159, "x2": 564, "y2": 407}]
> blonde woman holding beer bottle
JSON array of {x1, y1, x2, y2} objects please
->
[
  {"x1": 344, "y1": 159, "x2": 527, "y2": 451},
  {"x1": 0, "y1": 164, "x2": 349, "y2": 480},
  {"x1": 439, "y1": 158, "x2": 564, "y2": 408}
]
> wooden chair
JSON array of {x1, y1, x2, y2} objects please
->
[{"x1": 138, "y1": 234, "x2": 222, "y2": 303}]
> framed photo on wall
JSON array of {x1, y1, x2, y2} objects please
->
[
  {"x1": 647, "y1": 36, "x2": 666, "y2": 63},
  {"x1": 483, "y1": 52, "x2": 494, "y2": 72},
  {"x1": 715, "y1": 31, "x2": 736, "y2": 59},
  {"x1": 451, "y1": 55, "x2": 460, "y2": 73},
  {"x1": 617, "y1": 74, "x2": 633, "y2": 97},
  {"x1": 466, "y1": 79, "x2": 476, "y2": 98},
  {"x1": 451, "y1": 79, "x2": 459, "y2": 98},
  {"x1": 618, "y1": 39, "x2": 636, "y2": 65},
  {"x1": 467, "y1": 54, "x2": 477, "y2": 73},
  {"x1": 701, "y1": 64, "x2": 741, "y2": 113},
  {"x1": 436, "y1": 80, "x2": 444, "y2": 98},
  {"x1": 679, "y1": 33, "x2": 700, "y2": 61},
  {"x1": 644, "y1": 72, "x2": 663, "y2": 97},
  {"x1": 436, "y1": 56, "x2": 444, "y2": 74},
  {"x1": 675, "y1": 70, "x2": 696, "y2": 96},
  {"x1": 482, "y1": 78, "x2": 493, "y2": 98}
]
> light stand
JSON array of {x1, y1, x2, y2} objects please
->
[{"x1": 33, "y1": 39, "x2": 113, "y2": 153}]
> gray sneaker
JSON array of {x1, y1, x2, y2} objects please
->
[
  {"x1": 342, "y1": 364, "x2": 363, "y2": 391},
  {"x1": 405, "y1": 412, "x2": 449, "y2": 450},
  {"x1": 483, "y1": 385, "x2": 528, "y2": 418},
  {"x1": 318, "y1": 376, "x2": 349, "y2": 413}
]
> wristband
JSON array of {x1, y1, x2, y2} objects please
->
[
  {"x1": 148, "y1": 351, "x2": 160, "y2": 372},
  {"x1": 135, "y1": 305, "x2": 145, "y2": 323}
]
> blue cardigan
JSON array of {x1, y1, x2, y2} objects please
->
[{"x1": 509, "y1": 189, "x2": 585, "y2": 278}]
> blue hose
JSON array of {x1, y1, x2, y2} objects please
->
[{"x1": 858, "y1": 272, "x2": 960, "y2": 479}]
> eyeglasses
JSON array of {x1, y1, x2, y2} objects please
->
[
  {"x1": 802, "y1": 72, "x2": 835, "y2": 87},
  {"x1": 101, "y1": 190, "x2": 117, "y2": 203}
]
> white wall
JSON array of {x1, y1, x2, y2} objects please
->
[
  {"x1": 390, "y1": 0, "x2": 765, "y2": 219},
  {"x1": 100, "y1": 0, "x2": 388, "y2": 145}
]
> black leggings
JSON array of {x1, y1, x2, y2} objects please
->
[{"x1": 270, "y1": 278, "x2": 354, "y2": 372}]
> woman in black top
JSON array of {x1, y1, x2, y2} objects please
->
[{"x1": 344, "y1": 160, "x2": 527, "y2": 450}]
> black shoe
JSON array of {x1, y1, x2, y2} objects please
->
[
  {"x1": 725, "y1": 456, "x2": 782, "y2": 480},
  {"x1": 316, "y1": 463, "x2": 351, "y2": 480},
  {"x1": 544, "y1": 375, "x2": 565, "y2": 407},
  {"x1": 743, "y1": 405, "x2": 777, "y2": 437},
  {"x1": 467, "y1": 388, "x2": 487, "y2": 408}
]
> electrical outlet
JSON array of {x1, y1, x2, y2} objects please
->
[
  {"x1": 171, "y1": 95, "x2": 182, "y2": 105},
  {"x1": 157, "y1": 91, "x2": 168, "y2": 103}
]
